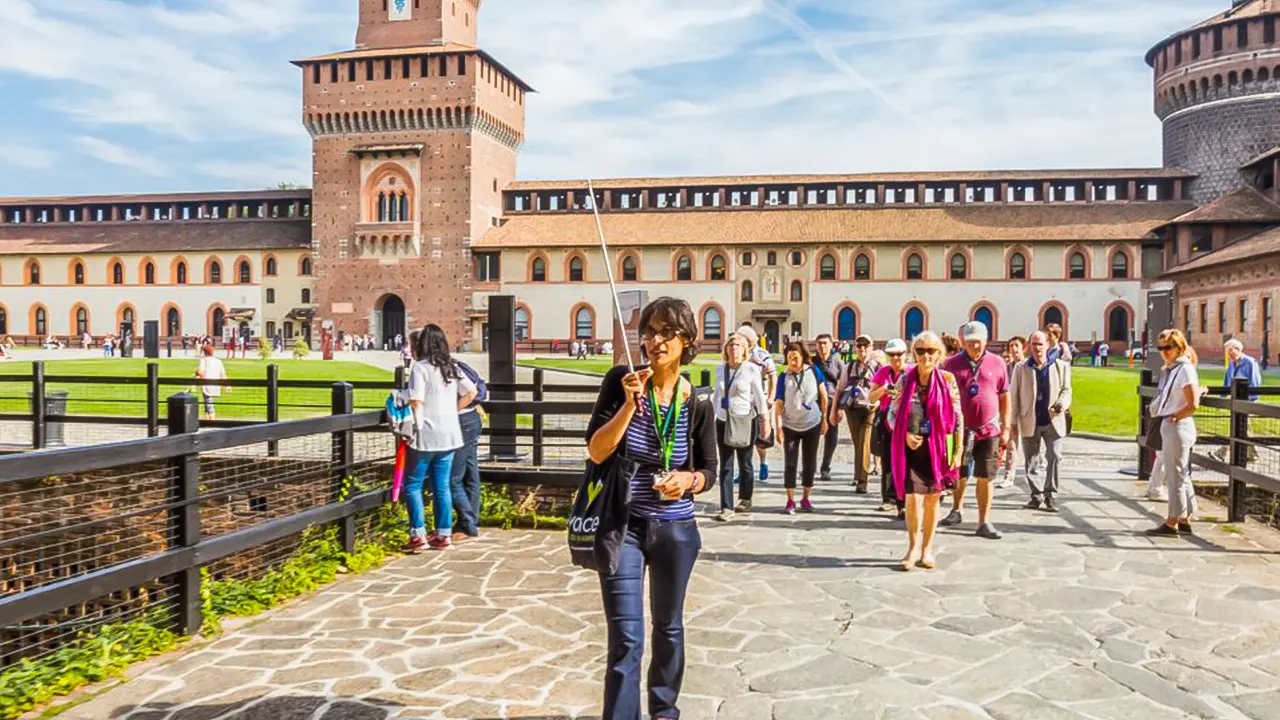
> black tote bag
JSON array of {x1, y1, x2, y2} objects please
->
[{"x1": 567, "y1": 454, "x2": 638, "y2": 574}]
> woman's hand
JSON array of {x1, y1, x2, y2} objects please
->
[
  {"x1": 906, "y1": 432, "x2": 923, "y2": 451},
  {"x1": 831, "y1": 409, "x2": 844, "y2": 425},
  {"x1": 776, "y1": 427, "x2": 785, "y2": 447},
  {"x1": 821, "y1": 420, "x2": 829, "y2": 437},
  {"x1": 654, "y1": 471, "x2": 698, "y2": 500},
  {"x1": 621, "y1": 369, "x2": 652, "y2": 411}
]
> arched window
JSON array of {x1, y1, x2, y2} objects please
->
[
  {"x1": 703, "y1": 307, "x2": 723, "y2": 341},
  {"x1": 266, "y1": 257, "x2": 278, "y2": 276},
  {"x1": 1069, "y1": 252, "x2": 1086, "y2": 279},
  {"x1": 710, "y1": 254, "x2": 727, "y2": 281},
  {"x1": 973, "y1": 306, "x2": 995, "y2": 340},
  {"x1": 790, "y1": 280, "x2": 803, "y2": 302},
  {"x1": 819, "y1": 253, "x2": 837, "y2": 280},
  {"x1": 676, "y1": 255, "x2": 692, "y2": 281},
  {"x1": 837, "y1": 307, "x2": 857, "y2": 341},
  {"x1": 177, "y1": 262, "x2": 188, "y2": 285},
  {"x1": 238, "y1": 260, "x2": 251, "y2": 284},
  {"x1": 514, "y1": 308, "x2": 530, "y2": 341},
  {"x1": 208, "y1": 261, "x2": 222, "y2": 285},
  {"x1": 1108, "y1": 305, "x2": 1131, "y2": 343},
  {"x1": 949, "y1": 253, "x2": 967, "y2": 280},
  {"x1": 1111, "y1": 251, "x2": 1130, "y2": 279},
  {"x1": 26, "y1": 260, "x2": 40, "y2": 285},
  {"x1": 569, "y1": 256, "x2": 585, "y2": 282},
  {"x1": 1009, "y1": 252, "x2": 1027, "y2": 280},
  {"x1": 73, "y1": 263, "x2": 85, "y2": 285},
  {"x1": 531, "y1": 257, "x2": 547, "y2": 282},
  {"x1": 1042, "y1": 305, "x2": 1065, "y2": 331},
  {"x1": 741, "y1": 280, "x2": 754, "y2": 302},
  {"x1": 122, "y1": 307, "x2": 135, "y2": 335},
  {"x1": 300, "y1": 257, "x2": 314, "y2": 276},
  {"x1": 302, "y1": 288, "x2": 312, "y2": 304},
  {"x1": 166, "y1": 307, "x2": 181, "y2": 336},
  {"x1": 112, "y1": 262, "x2": 124, "y2": 285},
  {"x1": 574, "y1": 307, "x2": 594, "y2": 339},
  {"x1": 904, "y1": 306, "x2": 925, "y2": 340},
  {"x1": 622, "y1": 256, "x2": 638, "y2": 282},
  {"x1": 906, "y1": 253, "x2": 923, "y2": 280},
  {"x1": 34, "y1": 306, "x2": 47, "y2": 336},
  {"x1": 366, "y1": 164, "x2": 414, "y2": 223},
  {"x1": 75, "y1": 307, "x2": 89, "y2": 335},
  {"x1": 854, "y1": 253, "x2": 871, "y2": 280},
  {"x1": 212, "y1": 308, "x2": 226, "y2": 338},
  {"x1": 144, "y1": 262, "x2": 156, "y2": 285}
]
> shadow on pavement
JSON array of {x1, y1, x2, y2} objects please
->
[
  {"x1": 105, "y1": 696, "x2": 594, "y2": 720},
  {"x1": 701, "y1": 549, "x2": 899, "y2": 570}
]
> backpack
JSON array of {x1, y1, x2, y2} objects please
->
[
  {"x1": 385, "y1": 391, "x2": 415, "y2": 442},
  {"x1": 456, "y1": 361, "x2": 489, "y2": 405}
]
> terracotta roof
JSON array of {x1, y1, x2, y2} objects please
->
[
  {"x1": 0, "y1": 189, "x2": 312, "y2": 207},
  {"x1": 475, "y1": 202, "x2": 1194, "y2": 249},
  {"x1": 508, "y1": 168, "x2": 1195, "y2": 192},
  {"x1": 1165, "y1": 225, "x2": 1280, "y2": 276},
  {"x1": 1147, "y1": 0, "x2": 1280, "y2": 63},
  {"x1": 1167, "y1": 187, "x2": 1280, "y2": 224},
  {"x1": 0, "y1": 220, "x2": 311, "y2": 256},
  {"x1": 291, "y1": 46, "x2": 535, "y2": 92},
  {"x1": 1242, "y1": 146, "x2": 1280, "y2": 170}
]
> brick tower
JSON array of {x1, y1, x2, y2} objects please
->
[{"x1": 294, "y1": 0, "x2": 528, "y2": 347}]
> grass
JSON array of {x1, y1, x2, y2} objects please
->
[{"x1": 0, "y1": 358, "x2": 393, "y2": 421}]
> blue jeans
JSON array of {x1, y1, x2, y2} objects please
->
[
  {"x1": 716, "y1": 419, "x2": 755, "y2": 509},
  {"x1": 600, "y1": 517, "x2": 701, "y2": 720},
  {"x1": 449, "y1": 410, "x2": 483, "y2": 536},
  {"x1": 404, "y1": 448, "x2": 455, "y2": 538}
]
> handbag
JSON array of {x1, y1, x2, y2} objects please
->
[
  {"x1": 754, "y1": 426, "x2": 776, "y2": 450},
  {"x1": 567, "y1": 454, "x2": 638, "y2": 574},
  {"x1": 725, "y1": 413, "x2": 754, "y2": 449},
  {"x1": 1144, "y1": 418, "x2": 1163, "y2": 452}
]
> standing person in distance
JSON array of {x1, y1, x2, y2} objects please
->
[
  {"x1": 867, "y1": 339, "x2": 908, "y2": 518},
  {"x1": 738, "y1": 323, "x2": 777, "y2": 485},
  {"x1": 1223, "y1": 339, "x2": 1263, "y2": 399},
  {"x1": 775, "y1": 340, "x2": 829, "y2": 514},
  {"x1": 585, "y1": 297, "x2": 717, "y2": 720},
  {"x1": 811, "y1": 334, "x2": 846, "y2": 483},
  {"x1": 195, "y1": 343, "x2": 229, "y2": 422},
  {"x1": 997, "y1": 336, "x2": 1027, "y2": 489},
  {"x1": 713, "y1": 332, "x2": 771, "y2": 519},
  {"x1": 940, "y1": 322, "x2": 1010, "y2": 539},
  {"x1": 831, "y1": 334, "x2": 879, "y2": 492},
  {"x1": 1008, "y1": 331, "x2": 1072, "y2": 513},
  {"x1": 402, "y1": 324, "x2": 478, "y2": 553},
  {"x1": 1146, "y1": 329, "x2": 1202, "y2": 537}
]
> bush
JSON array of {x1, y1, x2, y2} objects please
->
[
  {"x1": 257, "y1": 340, "x2": 272, "y2": 360},
  {"x1": 291, "y1": 338, "x2": 311, "y2": 359}
]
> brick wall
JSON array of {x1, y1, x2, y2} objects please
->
[
  {"x1": 1164, "y1": 94, "x2": 1280, "y2": 204},
  {"x1": 1174, "y1": 254, "x2": 1280, "y2": 364}
]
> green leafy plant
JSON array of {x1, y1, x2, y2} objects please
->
[
  {"x1": 257, "y1": 340, "x2": 272, "y2": 361},
  {"x1": 291, "y1": 338, "x2": 311, "y2": 360}
]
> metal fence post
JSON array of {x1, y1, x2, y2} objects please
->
[
  {"x1": 395, "y1": 365, "x2": 407, "y2": 390},
  {"x1": 167, "y1": 393, "x2": 202, "y2": 635},
  {"x1": 331, "y1": 382, "x2": 356, "y2": 553},
  {"x1": 1137, "y1": 368, "x2": 1154, "y2": 481},
  {"x1": 700, "y1": 369, "x2": 711, "y2": 387},
  {"x1": 266, "y1": 364, "x2": 279, "y2": 457},
  {"x1": 1228, "y1": 377, "x2": 1250, "y2": 523},
  {"x1": 146, "y1": 362, "x2": 160, "y2": 437},
  {"x1": 31, "y1": 361, "x2": 45, "y2": 450},
  {"x1": 532, "y1": 368, "x2": 545, "y2": 466}
]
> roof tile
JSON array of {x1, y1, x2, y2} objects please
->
[{"x1": 0, "y1": 220, "x2": 311, "y2": 256}]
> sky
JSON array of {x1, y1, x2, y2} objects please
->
[{"x1": 0, "y1": 0, "x2": 1232, "y2": 197}]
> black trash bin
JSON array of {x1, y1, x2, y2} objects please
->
[{"x1": 29, "y1": 390, "x2": 69, "y2": 447}]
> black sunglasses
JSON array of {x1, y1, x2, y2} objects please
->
[
  {"x1": 914, "y1": 348, "x2": 938, "y2": 356},
  {"x1": 1158, "y1": 344, "x2": 1175, "y2": 352}
]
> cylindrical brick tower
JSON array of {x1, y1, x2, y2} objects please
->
[{"x1": 1148, "y1": 1, "x2": 1280, "y2": 203}]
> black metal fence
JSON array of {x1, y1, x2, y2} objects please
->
[{"x1": 1137, "y1": 373, "x2": 1280, "y2": 522}]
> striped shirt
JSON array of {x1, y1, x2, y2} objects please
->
[{"x1": 624, "y1": 398, "x2": 694, "y2": 520}]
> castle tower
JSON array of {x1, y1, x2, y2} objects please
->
[
  {"x1": 1148, "y1": 0, "x2": 1280, "y2": 203},
  {"x1": 294, "y1": 0, "x2": 529, "y2": 346}
]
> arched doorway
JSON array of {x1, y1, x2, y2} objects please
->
[
  {"x1": 904, "y1": 307, "x2": 925, "y2": 340},
  {"x1": 973, "y1": 306, "x2": 995, "y2": 340},
  {"x1": 1108, "y1": 305, "x2": 1131, "y2": 343},
  {"x1": 375, "y1": 294, "x2": 406, "y2": 350},
  {"x1": 837, "y1": 307, "x2": 857, "y2": 341},
  {"x1": 212, "y1": 308, "x2": 226, "y2": 339},
  {"x1": 1042, "y1": 305, "x2": 1065, "y2": 334},
  {"x1": 764, "y1": 321, "x2": 781, "y2": 354}
]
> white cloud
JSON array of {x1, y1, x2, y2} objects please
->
[
  {"x1": 73, "y1": 136, "x2": 169, "y2": 177},
  {"x1": 0, "y1": 141, "x2": 54, "y2": 170},
  {"x1": 195, "y1": 158, "x2": 312, "y2": 189}
]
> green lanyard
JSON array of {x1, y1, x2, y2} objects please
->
[{"x1": 647, "y1": 382, "x2": 685, "y2": 472}]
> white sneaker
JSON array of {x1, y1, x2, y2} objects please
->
[{"x1": 715, "y1": 509, "x2": 735, "y2": 522}]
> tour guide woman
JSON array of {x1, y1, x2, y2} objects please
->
[
  {"x1": 585, "y1": 296, "x2": 718, "y2": 720},
  {"x1": 1146, "y1": 328, "x2": 1202, "y2": 537},
  {"x1": 886, "y1": 331, "x2": 964, "y2": 571}
]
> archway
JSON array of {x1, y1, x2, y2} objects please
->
[
  {"x1": 764, "y1": 321, "x2": 781, "y2": 354},
  {"x1": 1108, "y1": 305, "x2": 1132, "y2": 343},
  {"x1": 973, "y1": 306, "x2": 995, "y2": 340},
  {"x1": 1042, "y1": 305, "x2": 1065, "y2": 332},
  {"x1": 904, "y1": 307, "x2": 925, "y2": 340},
  {"x1": 375, "y1": 294, "x2": 406, "y2": 350},
  {"x1": 837, "y1": 307, "x2": 857, "y2": 341}
]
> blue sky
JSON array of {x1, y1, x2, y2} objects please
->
[{"x1": 0, "y1": 0, "x2": 1229, "y2": 197}]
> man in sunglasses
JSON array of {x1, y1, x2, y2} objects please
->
[
  {"x1": 1007, "y1": 331, "x2": 1073, "y2": 512},
  {"x1": 940, "y1": 321, "x2": 1010, "y2": 539}
]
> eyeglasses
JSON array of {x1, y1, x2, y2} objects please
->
[
  {"x1": 642, "y1": 328, "x2": 681, "y2": 343},
  {"x1": 914, "y1": 348, "x2": 939, "y2": 357},
  {"x1": 1158, "y1": 344, "x2": 1175, "y2": 352}
]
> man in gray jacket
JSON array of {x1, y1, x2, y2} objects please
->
[{"x1": 1007, "y1": 331, "x2": 1073, "y2": 512}]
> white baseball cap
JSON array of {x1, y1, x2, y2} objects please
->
[
  {"x1": 959, "y1": 321, "x2": 989, "y2": 341},
  {"x1": 738, "y1": 325, "x2": 759, "y2": 346},
  {"x1": 884, "y1": 338, "x2": 908, "y2": 355}
]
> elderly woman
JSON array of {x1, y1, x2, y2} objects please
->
[
  {"x1": 712, "y1": 332, "x2": 771, "y2": 519},
  {"x1": 586, "y1": 297, "x2": 717, "y2": 720},
  {"x1": 887, "y1": 332, "x2": 963, "y2": 571},
  {"x1": 776, "y1": 340, "x2": 829, "y2": 514},
  {"x1": 1146, "y1": 329, "x2": 1202, "y2": 537}
]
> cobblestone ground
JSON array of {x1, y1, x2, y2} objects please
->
[{"x1": 58, "y1": 440, "x2": 1280, "y2": 720}]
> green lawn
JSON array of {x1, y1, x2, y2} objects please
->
[{"x1": 0, "y1": 358, "x2": 393, "y2": 421}]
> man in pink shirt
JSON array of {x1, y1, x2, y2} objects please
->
[{"x1": 940, "y1": 321, "x2": 1011, "y2": 539}]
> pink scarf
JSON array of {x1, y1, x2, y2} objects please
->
[{"x1": 890, "y1": 367, "x2": 960, "y2": 499}]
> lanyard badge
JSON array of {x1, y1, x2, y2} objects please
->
[{"x1": 648, "y1": 383, "x2": 685, "y2": 472}]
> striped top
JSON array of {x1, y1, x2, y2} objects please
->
[{"x1": 624, "y1": 398, "x2": 694, "y2": 520}]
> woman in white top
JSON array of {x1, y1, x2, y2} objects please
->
[
  {"x1": 712, "y1": 333, "x2": 771, "y2": 519},
  {"x1": 404, "y1": 324, "x2": 478, "y2": 552},
  {"x1": 775, "y1": 340, "x2": 829, "y2": 515},
  {"x1": 1146, "y1": 329, "x2": 1201, "y2": 538}
]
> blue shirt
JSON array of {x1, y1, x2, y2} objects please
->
[
  {"x1": 1225, "y1": 354, "x2": 1262, "y2": 401},
  {"x1": 1030, "y1": 358, "x2": 1053, "y2": 427},
  {"x1": 624, "y1": 398, "x2": 693, "y2": 520}
]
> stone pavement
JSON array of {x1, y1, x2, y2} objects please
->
[{"x1": 58, "y1": 439, "x2": 1280, "y2": 720}]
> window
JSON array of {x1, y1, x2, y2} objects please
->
[
  {"x1": 703, "y1": 308, "x2": 723, "y2": 341},
  {"x1": 177, "y1": 262, "x2": 188, "y2": 285},
  {"x1": 27, "y1": 261, "x2": 39, "y2": 285},
  {"x1": 531, "y1": 257, "x2": 547, "y2": 282},
  {"x1": 300, "y1": 257, "x2": 314, "y2": 276},
  {"x1": 740, "y1": 251, "x2": 754, "y2": 267},
  {"x1": 1111, "y1": 252, "x2": 1130, "y2": 279},
  {"x1": 854, "y1": 254, "x2": 871, "y2": 280},
  {"x1": 1009, "y1": 252, "x2": 1027, "y2": 280},
  {"x1": 35, "y1": 307, "x2": 47, "y2": 336},
  {"x1": 166, "y1": 308, "x2": 181, "y2": 337},
  {"x1": 209, "y1": 261, "x2": 222, "y2": 284},
  {"x1": 790, "y1": 280, "x2": 803, "y2": 302},
  {"x1": 1218, "y1": 301, "x2": 1227, "y2": 334},
  {"x1": 1184, "y1": 304, "x2": 1192, "y2": 335},
  {"x1": 676, "y1": 255, "x2": 692, "y2": 281},
  {"x1": 569, "y1": 256, "x2": 585, "y2": 282},
  {"x1": 267, "y1": 289, "x2": 276, "y2": 304},
  {"x1": 144, "y1": 263, "x2": 156, "y2": 285},
  {"x1": 790, "y1": 321, "x2": 803, "y2": 338},
  {"x1": 906, "y1": 253, "x2": 923, "y2": 280},
  {"x1": 1069, "y1": 252, "x2": 1086, "y2": 279},
  {"x1": 622, "y1": 256, "x2": 638, "y2": 282},
  {"x1": 1200, "y1": 302, "x2": 1208, "y2": 334},
  {"x1": 473, "y1": 252, "x2": 501, "y2": 281},
  {"x1": 515, "y1": 308, "x2": 530, "y2": 341},
  {"x1": 73, "y1": 263, "x2": 85, "y2": 285},
  {"x1": 1190, "y1": 227, "x2": 1212, "y2": 255},
  {"x1": 1239, "y1": 298, "x2": 1248, "y2": 333},
  {"x1": 266, "y1": 321, "x2": 276, "y2": 339},
  {"x1": 238, "y1": 261, "x2": 251, "y2": 284},
  {"x1": 266, "y1": 257, "x2": 278, "y2": 276},
  {"x1": 741, "y1": 280, "x2": 754, "y2": 302},
  {"x1": 112, "y1": 262, "x2": 124, "y2": 285},
  {"x1": 574, "y1": 307, "x2": 593, "y2": 339},
  {"x1": 709, "y1": 255, "x2": 727, "y2": 280},
  {"x1": 789, "y1": 251, "x2": 805, "y2": 267},
  {"x1": 75, "y1": 307, "x2": 88, "y2": 335},
  {"x1": 302, "y1": 288, "x2": 312, "y2": 304},
  {"x1": 949, "y1": 253, "x2": 967, "y2": 280},
  {"x1": 819, "y1": 254, "x2": 837, "y2": 280},
  {"x1": 766, "y1": 251, "x2": 777, "y2": 266}
]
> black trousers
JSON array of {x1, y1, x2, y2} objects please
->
[
  {"x1": 819, "y1": 419, "x2": 841, "y2": 475},
  {"x1": 878, "y1": 422, "x2": 901, "y2": 508},
  {"x1": 716, "y1": 419, "x2": 756, "y2": 508},
  {"x1": 783, "y1": 424, "x2": 822, "y2": 490}
]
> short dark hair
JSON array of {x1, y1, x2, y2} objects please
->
[
  {"x1": 782, "y1": 340, "x2": 811, "y2": 365},
  {"x1": 639, "y1": 296, "x2": 700, "y2": 366},
  {"x1": 815, "y1": 333, "x2": 833, "y2": 343}
]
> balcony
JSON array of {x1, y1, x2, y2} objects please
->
[{"x1": 355, "y1": 222, "x2": 419, "y2": 260}]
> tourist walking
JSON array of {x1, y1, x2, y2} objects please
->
[
  {"x1": 886, "y1": 332, "x2": 963, "y2": 571},
  {"x1": 775, "y1": 340, "x2": 829, "y2": 514},
  {"x1": 584, "y1": 297, "x2": 717, "y2": 720},
  {"x1": 867, "y1": 338, "x2": 907, "y2": 518},
  {"x1": 402, "y1": 324, "x2": 478, "y2": 553},
  {"x1": 712, "y1": 332, "x2": 771, "y2": 519},
  {"x1": 997, "y1": 336, "x2": 1026, "y2": 489},
  {"x1": 195, "y1": 344, "x2": 229, "y2": 422},
  {"x1": 830, "y1": 334, "x2": 878, "y2": 491},
  {"x1": 1008, "y1": 331, "x2": 1073, "y2": 512},
  {"x1": 1146, "y1": 329, "x2": 1202, "y2": 537},
  {"x1": 1045, "y1": 323, "x2": 1072, "y2": 363},
  {"x1": 812, "y1": 334, "x2": 846, "y2": 482},
  {"x1": 738, "y1": 324, "x2": 777, "y2": 484},
  {"x1": 940, "y1": 322, "x2": 1010, "y2": 539}
]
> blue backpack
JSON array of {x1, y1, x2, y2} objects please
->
[{"x1": 456, "y1": 361, "x2": 489, "y2": 406}]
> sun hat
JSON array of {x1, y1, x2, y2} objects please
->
[
  {"x1": 855, "y1": 334, "x2": 873, "y2": 346},
  {"x1": 884, "y1": 338, "x2": 908, "y2": 355},
  {"x1": 959, "y1": 321, "x2": 989, "y2": 342}
]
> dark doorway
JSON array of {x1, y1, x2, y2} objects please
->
[
  {"x1": 1108, "y1": 306, "x2": 1130, "y2": 343},
  {"x1": 764, "y1": 321, "x2": 780, "y2": 354},
  {"x1": 1042, "y1": 306, "x2": 1065, "y2": 334},
  {"x1": 378, "y1": 294, "x2": 406, "y2": 350}
]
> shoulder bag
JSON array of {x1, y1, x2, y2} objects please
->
[{"x1": 723, "y1": 366, "x2": 755, "y2": 449}]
